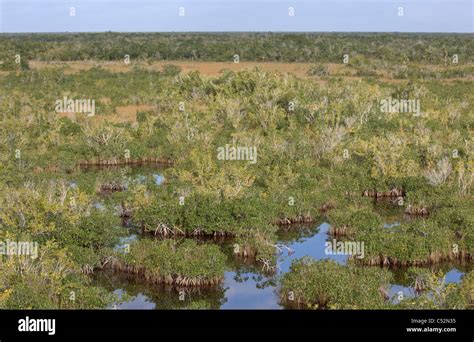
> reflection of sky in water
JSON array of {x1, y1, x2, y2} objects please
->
[
  {"x1": 153, "y1": 174, "x2": 165, "y2": 185},
  {"x1": 107, "y1": 222, "x2": 466, "y2": 309},
  {"x1": 388, "y1": 268, "x2": 465, "y2": 304},
  {"x1": 93, "y1": 201, "x2": 105, "y2": 210},
  {"x1": 384, "y1": 222, "x2": 401, "y2": 228},
  {"x1": 132, "y1": 173, "x2": 164, "y2": 186},
  {"x1": 278, "y1": 222, "x2": 348, "y2": 273},
  {"x1": 112, "y1": 221, "x2": 345, "y2": 310},
  {"x1": 445, "y1": 268, "x2": 464, "y2": 283},
  {"x1": 221, "y1": 222, "x2": 348, "y2": 309},
  {"x1": 221, "y1": 272, "x2": 280, "y2": 309},
  {"x1": 114, "y1": 234, "x2": 138, "y2": 252},
  {"x1": 111, "y1": 289, "x2": 156, "y2": 310},
  {"x1": 389, "y1": 284, "x2": 416, "y2": 304}
]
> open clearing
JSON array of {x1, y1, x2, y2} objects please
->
[
  {"x1": 29, "y1": 60, "x2": 473, "y2": 85},
  {"x1": 29, "y1": 60, "x2": 315, "y2": 77}
]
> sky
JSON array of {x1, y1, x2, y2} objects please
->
[{"x1": 0, "y1": 0, "x2": 472, "y2": 33}]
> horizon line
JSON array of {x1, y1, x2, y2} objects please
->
[{"x1": 1, "y1": 31, "x2": 473, "y2": 34}]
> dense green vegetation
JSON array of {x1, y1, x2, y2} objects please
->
[
  {"x1": 280, "y1": 258, "x2": 392, "y2": 309},
  {"x1": 397, "y1": 270, "x2": 474, "y2": 309},
  {"x1": 111, "y1": 239, "x2": 226, "y2": 286},
  {"x1": 1, "y1": 32, "x2": 474, "y2": 64},
  {"x1": 280, "y1": 258, "x2": 474, "y2": 309},
  {"x1": 0, "y1": 33, "x2": 472, "y2": 309}
]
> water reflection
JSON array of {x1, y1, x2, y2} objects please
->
[
  {"x1": 95, "y1": 208, "x2": 470, "y2": 309},
  {"x1": 96, "y1": 270, "x2": 227, "y2": 310},
  {"x1": 96, "y1": 221, "x2": 382, "y2": 309},
  {"x1": 387, "y1": 265, "x2": 472, "y2": 304},
  {"x1": 74, "y1": 163, "x2": 168, "y2": 194}
]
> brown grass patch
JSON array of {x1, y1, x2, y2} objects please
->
[
  {"x1": 28, "y1": 60, "x2": 472, "y2": 84},
  {"x1": 55, "y1": 103, "x2": 154, "y2": 124},
  {"x1": 56, "y1": 111, "x2": 78, "y2": 120},
  {"x1": 113, "y1": 104, "x2": 154, "y2": 123},
  {"x1": 29, "y1": 60, "x2": 316, "y2": 77}
]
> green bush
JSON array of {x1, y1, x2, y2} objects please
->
[
  {"x1": 280, "y1": 258, "x2": 392, "y2": 309},
  {"x1": 114, "y1": 239, "x2": 226, "y2": 282}
]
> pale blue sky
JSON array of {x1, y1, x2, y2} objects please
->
[{"x1": 0, "y1": 0, "x2": 472, "y2": 33}]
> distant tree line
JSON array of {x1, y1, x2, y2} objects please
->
[{"x1": 0, "y1": 32, "x2": 473, "y2": 65}]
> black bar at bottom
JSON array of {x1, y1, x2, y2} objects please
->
[{"x1": 0, "y1": 310, "x2": 472, "y2": 338}]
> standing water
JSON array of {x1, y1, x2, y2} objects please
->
[
  {"x1": 95, "y1": 219, "x2": 471, "y2": 309},
  {"x1": 89, "y1": 167, "x2": 470, "y2": 309}
]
